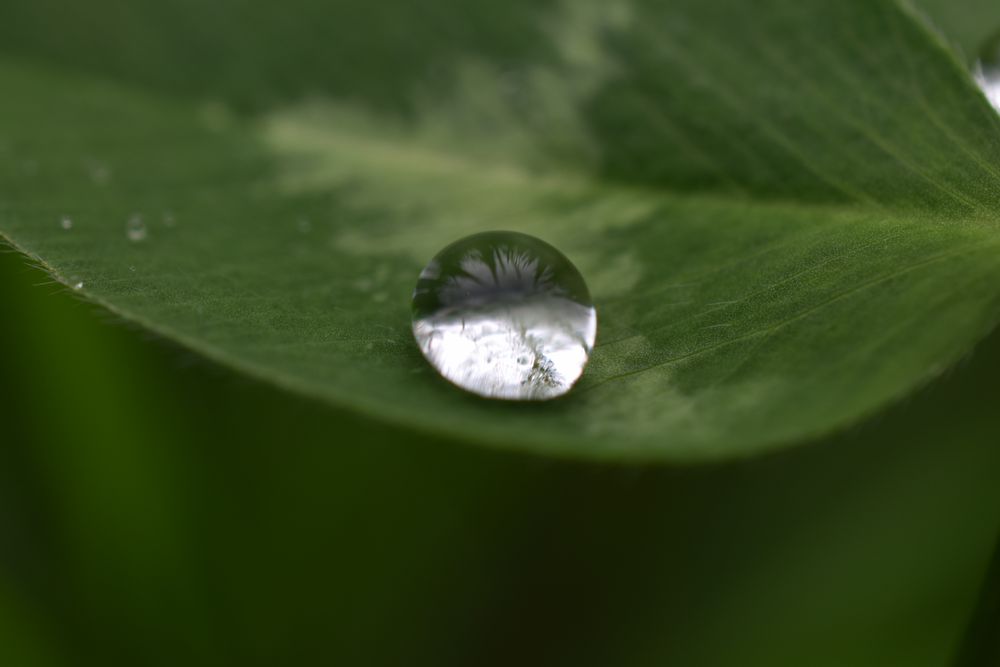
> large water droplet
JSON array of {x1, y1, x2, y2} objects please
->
[
  {"x1": 412, "y1": 231, "x2": 597, "y2": 400},
  {"x1": 975, "y1": 32, "x2": 1000, "y2": 113},
  {"x1": 126, "y1": 213, "x2": 147, "y2": 242}
]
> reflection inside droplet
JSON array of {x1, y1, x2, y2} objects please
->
[
  {"x1": 412, "y1": 231, "x2": 596, "y2": 400},
  {"x1": 975, "y1": 32, "x2": 1000, "y2": 113}
]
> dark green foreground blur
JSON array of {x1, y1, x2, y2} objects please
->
[{"x1": 2, "y1": 249, "x2": 999, "y2": 665}]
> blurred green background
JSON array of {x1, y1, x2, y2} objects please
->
[{"x1": 2, "y1": 238, "x2": 999, "y2": 665}]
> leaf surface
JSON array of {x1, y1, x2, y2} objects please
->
[{"x1": 1, "y1": 0, "x2": 1000, "y2": 460}]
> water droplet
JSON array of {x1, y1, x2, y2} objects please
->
[
  {"x1": 126, "y1": 214, "x2": 147, "y2": 242},
  {"x1": 412, "y1": 231, "x2": 596, "y2": 400},
  {"x1": 975, "y1": 33, "x2": 1000, "y2": 113},
  {"x1": 60, "y1": 216, "x2": 73, "y2": 230},
  {"x1": 200, "y1": 101, "x2": 234, "y2": 132},
  {"x1": 73, "y1": 281, "x2": 84, "y2": 290},
  {"x1": 499, "y1": 69, "x2": 529, "y2": 105},
  {"x1": 84, "y1": 159, "x2": 112, "y2": 186}
]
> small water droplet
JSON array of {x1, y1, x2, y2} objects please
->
[
  {"x1": 297, "y1": 217, "x2": 312, "y2": 234},
  {"x1": 126, "y1": 214, "x2": 147, "y2": 242},
  {"x1": 73, "y1": 281, "x2": 84, "y2": 290},
  {"x1": 412, "y1": 231, "x2": 597, "y2": 400},
  {"x1": 85, "y1": 159, "x2": 112, "y2": 186},
  {"x1": 975, "y1": 33, "x2": 1000, "y2": 113},
  {"x1": 60, "y1": 216, "x2": 73, "y2": 230},
  {"x1": 129, "y1": 265, "x2": 136, "y2": 273},
  {"x1": 498, "y1": 68, "x2": 530, "y2": 108},
  {"x1": 200, "y1": 101, "x2": 234, "y2": 132}
]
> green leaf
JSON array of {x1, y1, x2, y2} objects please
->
[{"x1": 2, "y1": 0, "x2": 1000, "y2": 460}]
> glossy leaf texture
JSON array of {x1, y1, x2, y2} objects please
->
[{"x1": 1, "y1": 0, "x2": 999, "y2": 460}]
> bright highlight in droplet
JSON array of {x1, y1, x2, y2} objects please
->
[{"x1": 412, "y1": 231, "x2": 597, "y2": 400}]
